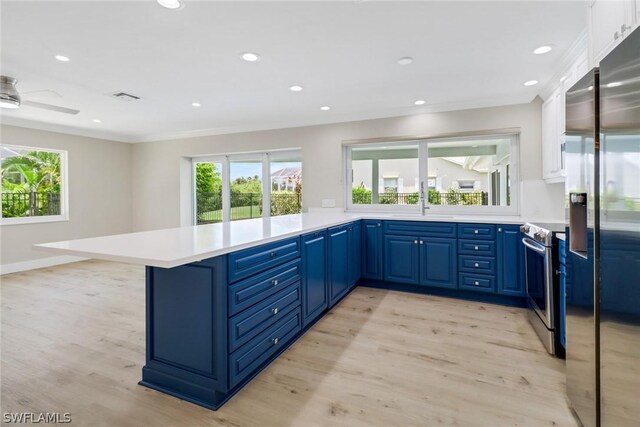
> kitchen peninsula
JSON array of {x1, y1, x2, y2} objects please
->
[{"x1": 36, "y1": 212, "x2": 537, "y2": 410}]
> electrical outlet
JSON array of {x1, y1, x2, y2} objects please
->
[{"x1": 321, "y1": 199, "x2": 336, "y2": 208}]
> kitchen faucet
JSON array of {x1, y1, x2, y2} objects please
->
[{"x1": 420, "y1": 181, "x2": 429, "y2": 215}]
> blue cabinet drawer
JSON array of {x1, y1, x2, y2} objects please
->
[
  {"x1": 383, "y1": 221, "x2": 456, "y2": 238},
  {"x1": 459, "y1": 255, "x2": 496, "y2": 275},
  {"x1": 229, "y1": 308, "x2": 302, "y2": 388},
  {"x1": 229, "y1": 282, "x2": 301, "y2": 353},
  {"x1": 458, "y1": 239, "x2": 495, "y2": 256},
  {"x1": 228, "y1": 237, "x2": 301, "y2": 283},
  {"x1": 457, "y1": 224, "x2": 496, "y2": 240},
  {"x1": 459, "y1": 273, "x2": 496, "y2": 292},
  {"x1": 228, "y1": 259, "x2": 301, "y2": 316}
]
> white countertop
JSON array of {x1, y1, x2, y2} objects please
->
[{"x1": 34, "y1": 212, "x2": 561, "y2": 268}]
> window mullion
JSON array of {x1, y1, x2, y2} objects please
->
[
  {"x1": 222, "y1": 156, "x2": 231, "y2": 222},
  {"x1": 262, "y1": 153, "x2": 270, "y2": 218}
]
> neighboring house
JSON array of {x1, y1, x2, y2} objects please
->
[{"x1": 271, "y1": 167, "x2": 301, "y2": 191}]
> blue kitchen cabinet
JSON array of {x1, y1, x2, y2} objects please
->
[
  {"x1": 496, "y1": 225, "x2": 525, "y2": 297},
  {"x1": 420, "y1": 237, "x2": 457, "y2": 288},
  {"x1": 328, "y1": 225, "x2": 350, "y2": 306},
  {"x1": 362, "y1": 220, "x2": 383, "y2": 280},
  {"x1": 558, "y1": 238, "x2": 566, "y2": 349},
  {"x1": 348, "y1": 221, "x2": 362, "y2": 288},
  {"x1": 383, "y1": 234, "x2": 420, "y2": 285},
  {"x1": 301, "y1": 230, "x2": 328, "y2": 326}
]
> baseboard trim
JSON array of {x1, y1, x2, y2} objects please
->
[{"x1": 1, "y1": 255, "x2": 88, "y2": 275}]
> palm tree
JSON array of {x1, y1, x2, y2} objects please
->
[
  {"x1": 1, "y1": 151, "x2": 61, "y2": 217},
  {"x1": 2, "y1": 151, "x2": 61, "y2": 193}
]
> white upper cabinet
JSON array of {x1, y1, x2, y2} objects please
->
[
  {"x1": 589, "y1": 0, "x2": 638, "y2": 64},
  {"x1": 541, "y1": 50, "x2": 589, "y2": 183}
]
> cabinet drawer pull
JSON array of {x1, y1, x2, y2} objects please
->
[
  {"x1": 270, "y1": 252, "x2": 277, "y2": 258},
  {"x1": 272, "y1": 279, "x2": 279, "y2": 286},
  {"x1": 272, "y1": 337, "x2": 279, "y2": 345},
  {"x1": 419, "y1": 240, "x2": 424, "y2": 245},
  {"x1": 414, "y1": 240, "x2": 418, "y2": 244},
  {"x1": 377, "y1": 223, "x2": 381, "y2": 227},
  {"x1": 474, "y1": 229, "x2": 479, "y2": 234},
  {"x1": 475, "y1": 281, "x2": 480, "y2": 286},
  {"x1": 474, "y1": 263, "x2": 479, "y2": 267},
  {"x1": 498, "y1": 228, "x2": 502, "y2": 232},
  {"x1": 272, "y1": 307, "x2": 279, "y2": 315},
  {"x1": 474, "y1": 246, "x2": 479, "y2": 250}
]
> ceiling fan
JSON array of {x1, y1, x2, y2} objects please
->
[{"x1": 0, "y1": 75, "x2": 80, "y2": 115}]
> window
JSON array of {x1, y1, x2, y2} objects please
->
[
  {"x1": 1, "y1": 145, "x2": 68, "y2": 225},
  {"x1": 351, "y1": 143, "x2": 420, "y2": 207},
  {"x1": 345, "y1": 134, "x2": 518, "y2": 214},
  {"x1": 193, "y1": 150, "x2": 301, "y2": 225}
]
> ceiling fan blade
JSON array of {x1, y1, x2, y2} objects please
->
[{"x1": 21, "y1": 100, "x2": 80, "y2": 115}]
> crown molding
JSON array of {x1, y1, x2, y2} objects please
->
[
  {"x1": 539, "y1": 29, "x2": 589, "y2": 101},
  {"x1": 0, "y1": 116, "x2": 132, "y2": 143},
  {"x1": 1, "y1": 93, "x2": 534, "y2": 145},
  {"x1": 130, "y1": 93, "x2": 533, "y2": 143}
]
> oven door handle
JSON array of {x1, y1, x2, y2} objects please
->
[{"x1": 522, "y1": 238, "x2": 546, "y2": 254}]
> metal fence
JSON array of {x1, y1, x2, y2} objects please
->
[
  {"x1": 352, "y1": 191, "x2": 489, "y2": 206},
  {"x1": 1, "y1": 192, "x2": 61, "y2": 218},
  {"x1": 196, "y1": 192, "x2": 302, "y2": 225}
]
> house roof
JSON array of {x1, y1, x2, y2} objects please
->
[{"x1": 271, "y1": 167, "x2": 302, "y2": 179}]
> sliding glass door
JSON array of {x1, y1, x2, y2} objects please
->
[
  {"x1": 194, "y1": 159, "x2": 224, "y2": 224},
  {"x1": 230, "y1": 155, "x2": 265, "y2": 222},
  {"x1": 193, "y1": 150, "x2": 301, "y2": 225}
]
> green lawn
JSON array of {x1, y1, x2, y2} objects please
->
[{"x1": 199, "y1": 205, "x2": 261, "y2": 222}]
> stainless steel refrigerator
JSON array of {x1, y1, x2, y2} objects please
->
[{"x1": 565, "y1": 26, "x2": 640, "y2": 427}]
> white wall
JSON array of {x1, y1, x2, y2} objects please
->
[
  {"x1": 130, "y1": 98, "x2": 564, "y2": 232},
  {"x1": 0, "y1": 125, "x2": 132, "y2": 269}
]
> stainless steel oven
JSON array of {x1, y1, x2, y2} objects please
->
[{"x1": 520, "y1": 222, "x2": 563, "y2": 355}]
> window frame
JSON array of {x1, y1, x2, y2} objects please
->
[
  {"x1": 344, "y1": 133, "x2": 520, "y2": 216},
  {"x1": 192, "y1": 148, "x2": 302, "y2": 224},
  {"x1": 0, "y1": 144, "x2": 69, "y2": 226}
]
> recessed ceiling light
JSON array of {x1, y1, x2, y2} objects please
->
[
  {"x1": 559, "y1": 75, "x2": 567, "y2": 83},
  {"x1": 241, "y1": 52, "x2": 260, "y2": 62},
  {"x1": 533, "y1": 45, "x2": 553, "y2": 55},
  {"x1": 289, "y1": 85, "x2": 303, "y2": 92},
  {"x1": 524, "y1": 80, "x2": 539, "y2": 86},
  {"x1": 606, "y1": 81, "x2": 622, "y2": 88},
  {"x1": 414, "y1": 100, "x2": 426, "y2": 105},
  {"x1": 55, "y1": 55, "x2": 70, "y2": 62},
  {"x1": 192, "y1": 102, "x2": 201, "y2": 107},
  {"x1": 320, "y1": 106, "x2": 331, "y2": 111},
  {"x1": 397, "y1": 57, "x2": 413, "y2": 65},
  {"x1": 587, "y1": 86, "x2": 594, "y2": 91},
  {"x1": 157, "y1": 0, "x2": 181, "y2": 9},
  {"x1": 92, "y1": 119, "x2": 101, "y2": 123}
]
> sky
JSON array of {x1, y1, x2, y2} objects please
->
[{"x1": 229, "y1": 161, "x2": 300, "y2": 181}]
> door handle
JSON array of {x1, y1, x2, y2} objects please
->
[{"x1": 522, "y1": 238, "x2": 546, "y2": 254}]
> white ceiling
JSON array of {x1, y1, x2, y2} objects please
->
[{"x1": 0, "y1": 1, "x2": 587, "y2": 143}]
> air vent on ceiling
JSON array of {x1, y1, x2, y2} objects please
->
[{"x1": 111, "y1": 92, "x2": 140, "y2": 101}]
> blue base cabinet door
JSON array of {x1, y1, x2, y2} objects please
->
[
  {"x1": 383, "y1": 235, "x2": 420, "y2": 285},
  {"x1": 328, "y1": 225, "x2": 350, "y2": 306},
  {"x1": 348, "y1": 221, "x2": 362, "y2": 288},
  {"x1": 420, "y1": 237, "x2": 457, "y2": 288},
  {"x1": 301, "y1": 231, "x2": 328, "y2": 326},
  {"x1": 362, "y1": 220, "x2": 383, "y2": 280},
  {"x1": 496, "y1": 225, "x2": 525, "y2": 296}
]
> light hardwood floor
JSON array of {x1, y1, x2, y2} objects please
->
[{"x1": 1, "y1": 260, "x2": 579, "y2": 427}]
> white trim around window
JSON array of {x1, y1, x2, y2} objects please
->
[{"x1": 344, "y1": 133, "x2": 520, "y2": 216}]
